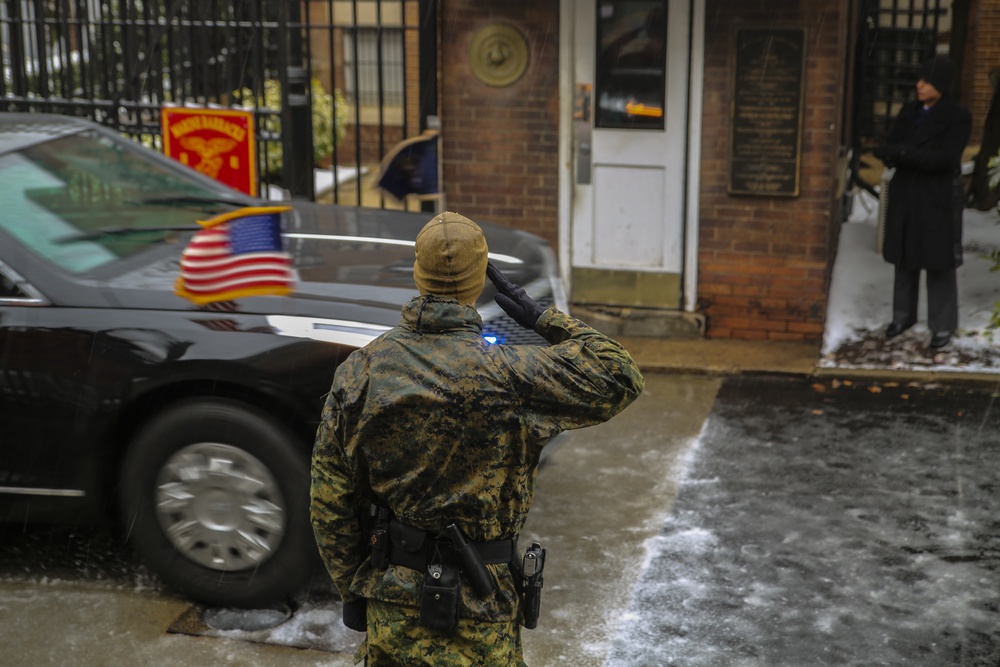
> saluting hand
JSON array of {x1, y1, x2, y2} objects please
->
[{"x1": 486, "y1": 262, "x2": 545, "y2": 330}]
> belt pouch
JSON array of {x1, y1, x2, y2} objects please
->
[
  {"x1": 389, "y1": 521, "x2": 427, "y2": 555},
  {"x1": 419, "y1": 562, "x2": 460, "y2": 631}
]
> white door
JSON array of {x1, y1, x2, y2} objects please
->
[{"x1": 568, "y1": 0, "x2": 690, "y2": 308}]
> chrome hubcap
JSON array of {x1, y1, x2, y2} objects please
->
[{"x1": 155, "y1": 443, "x2": 285, "y2": 571}]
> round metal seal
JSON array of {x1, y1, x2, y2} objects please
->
[{"x1": 469, "y1": 24, "x2": 529, "y2": 87}]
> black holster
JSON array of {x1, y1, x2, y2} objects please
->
[
  {"x1": 443, "y1": 523, "x2": 495, "y2": 598},
  {"x1": 517, "y1": 541, "x2": 546, "y2": 630}
]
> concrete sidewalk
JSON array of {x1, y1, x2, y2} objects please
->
[{"x1": 618, "y1": 336, "x2": 820, "y2": 377}]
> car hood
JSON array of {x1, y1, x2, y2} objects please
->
[{"x1": 104, "y1": 203, "x2": 556, "y2": 327}]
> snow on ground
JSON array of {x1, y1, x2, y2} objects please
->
[
  {"x1": 601, "y1": 377, "x2": 1000, "y2": 666},
  {"x1": 821, "y1": 191, "x2": 1000, "y2": 373},
  {"x1": 188, "y1": 598, "x2": 364, "y2": 654}
]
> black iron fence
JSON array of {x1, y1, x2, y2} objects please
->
[
  {"x1": 0, "y1": 0, "x2": 435, "y2": 204},
  {"x1": 855, "y1": 0, "x2": 945, "y2": 145},
  {"x1": 848, "y1": 0, "x2": 947, "y2": 195}
]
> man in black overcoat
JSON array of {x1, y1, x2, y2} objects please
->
[{"x1": 876, "y1": 56, "x2": 972, "y2": 349}]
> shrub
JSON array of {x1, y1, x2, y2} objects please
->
[{"x1": 237, "y1": 79, "x2": 348, "y2": 179}]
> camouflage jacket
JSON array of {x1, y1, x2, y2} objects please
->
[{"x1": 310, "y1": 295, "x2": 644, "y2": 622}]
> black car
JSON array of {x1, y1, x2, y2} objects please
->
[{"x1": 0, "y1": 113, "x2": 566, "y2": 607}]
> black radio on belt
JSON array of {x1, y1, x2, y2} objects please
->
[{"x1": 419, "y1": 562, "x2": 461, "y2": 631}]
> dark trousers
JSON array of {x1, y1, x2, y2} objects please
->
[{"x1": 892, "y1": 265, "x2": 958, "y2": 333}]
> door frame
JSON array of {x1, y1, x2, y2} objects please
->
[{"x1": 557, "y1": 0, "x2": 705, "y2": 313}]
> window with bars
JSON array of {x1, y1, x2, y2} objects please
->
[{"x1": 343, "y1": 28, "x2": 404, "y2": 107}]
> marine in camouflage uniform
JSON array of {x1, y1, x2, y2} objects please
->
[{"x1": 310, "y1": 212, "x2": 644, "y2": 666}]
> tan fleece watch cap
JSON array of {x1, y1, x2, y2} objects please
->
[{"x1": 413, "y1": 211, "x2": 489, "y2": 305}]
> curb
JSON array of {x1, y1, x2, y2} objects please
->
[{"x1": 619, "y1": 337, "x2": 1000, "y2": 388}]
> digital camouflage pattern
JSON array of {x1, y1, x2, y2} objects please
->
[
  {"x1": 357, "y1": 599, "x2": 526, "y2": 666},
  {"x1": 310, "y1": 295, "x2": 644, "y2": 637}
]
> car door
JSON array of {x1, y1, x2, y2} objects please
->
[{"x1": 0, "y1": 262, "x2": 94, "y2": 497}]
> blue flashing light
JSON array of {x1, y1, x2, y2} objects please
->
[{"x1": 483, "y1": 333, "x2": 505, "y2": 345}]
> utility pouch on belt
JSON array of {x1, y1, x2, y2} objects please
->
[
  {"x1": 419, "y1": 563, "x2": 460, "y2": 631},
  {"x1": 389, "y1": 518, "x2": 427, "y2": 555}
]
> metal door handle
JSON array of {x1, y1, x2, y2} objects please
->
[{"x1": 576, "y1": 121, "x2": 592, "y2": 185}]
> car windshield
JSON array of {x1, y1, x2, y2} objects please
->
[{"x1": 0, "y1": 129, "x2": 241, "y2": 273}]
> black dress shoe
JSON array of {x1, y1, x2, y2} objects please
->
[
  {"x1": 885, "y1": 321, "x2": 914, "y2": 338},
  {"x1": 929, "y1": 331, "x2": 952, "y2": 348}
]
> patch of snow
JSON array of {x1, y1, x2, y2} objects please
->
[
  {"x1": 822, "y1": 190, "x2": 1000, "y2": 373},
  {"x1": 266, "y1": 165, "x2": 367, "y2": 201},
  {"x1": 184, "y1": 598, "x2": 363, "y2": 655}
]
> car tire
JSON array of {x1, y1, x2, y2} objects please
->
[{"x1": 119, "y1": 398, "x2": 316, "y2": 608}]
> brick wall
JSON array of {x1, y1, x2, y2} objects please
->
[
  {"x1": 438, "y1": 0, "x2": 560, "y2": 250},
  {"x1": 698, "y1": 0, "x2": 846, "y2": 341},
  {"x1": 964, "y1": 0, "x2": 1000, "y2": 145}
]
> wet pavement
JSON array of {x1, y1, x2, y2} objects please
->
[
  {"x1": 0, "y1": 523, "x2": 351, "y2": 665},
  {"x1": 521, "y1": 374, "x2": 718, "y2": 665},
  {"x1": 0, "y1": 373, "x2": 715, "y2": 666},
  {"x1": 606, "y1": 376, "x2": 1000, "y2": 667},
  {"x1": 1, "y1": 373, "x2": 997, "y2": 665}
]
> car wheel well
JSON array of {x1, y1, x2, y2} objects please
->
[{"x1": 104, "y1": 380, "x2": 318, "y2": 509}]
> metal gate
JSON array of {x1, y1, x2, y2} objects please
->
[
  {"x1": 851, "y1": 0, "x2": 947, "y2": 192},
  {"x1": 0, "y1": 0, "x2": 436, "y2": 205}
]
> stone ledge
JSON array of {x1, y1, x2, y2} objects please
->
[{"x1": 570, "y1": 304, "x2": 706, "y2": 339}]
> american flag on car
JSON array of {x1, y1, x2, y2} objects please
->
[{"x1": 174, "y1": 206, "x2": 296, "y2": 305}]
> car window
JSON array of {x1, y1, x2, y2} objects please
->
[
  {"x1": 0, "y1": 130, "x2": 230, "y2": 273},
  {"x1": 0, "y1": 268, "x2": 25, "y2": 298},
  {"x1": 0, "y1": 260, "x2": 46, "y2": 303}
]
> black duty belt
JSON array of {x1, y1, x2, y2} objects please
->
[{"x1": 386, "y1": 519, "x2": 515, "y2": 572}]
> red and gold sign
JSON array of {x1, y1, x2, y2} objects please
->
[{"x1": 161, "y1": 107, "x2": 258, "y2": 196}]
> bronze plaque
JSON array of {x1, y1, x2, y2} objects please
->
[{"x1": 728, "y1": 28, "x2": 806, "y2": 197}]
